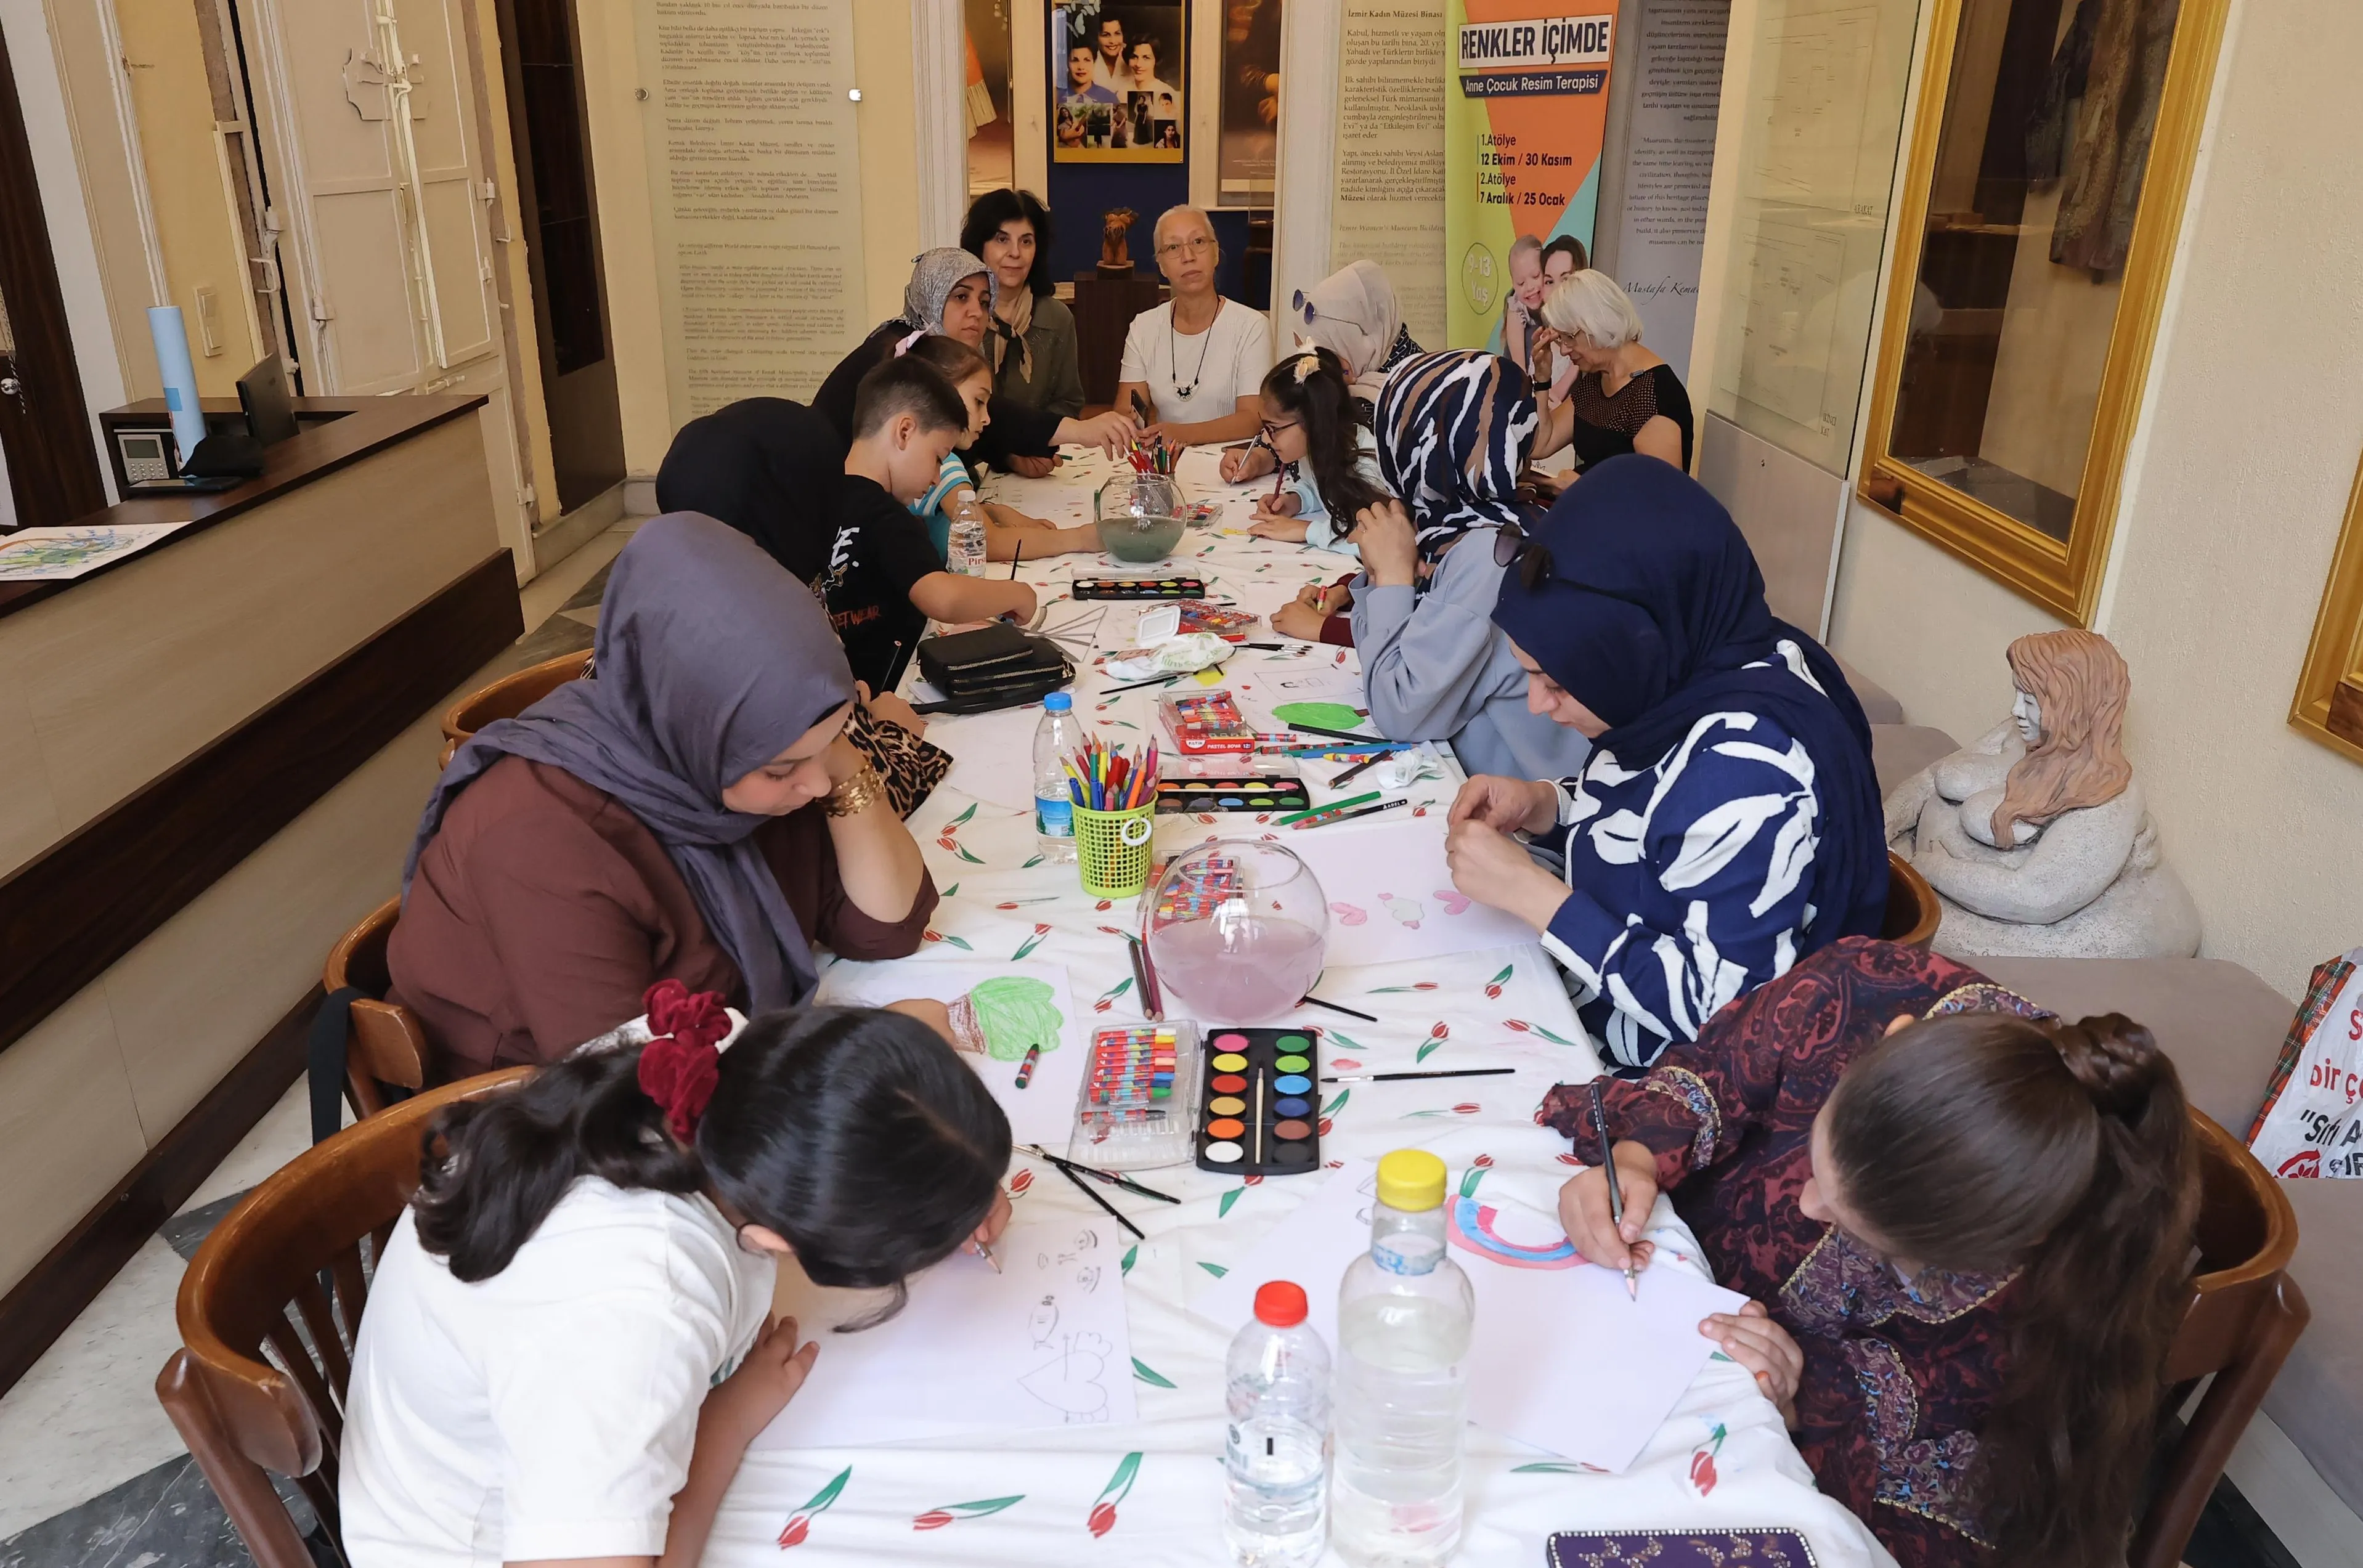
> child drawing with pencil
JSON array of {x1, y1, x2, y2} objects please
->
[
  {"x1": 340, "y1": 989, "x2": 1014, "y2": 1567},
  {"x1": 1225, "y1": 347, "x2": 1388, "y2": 555}
]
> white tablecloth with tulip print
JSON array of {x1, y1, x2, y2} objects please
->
[{"x1": 698, "y1": 458, "x2": 1897, "y2": 1568}]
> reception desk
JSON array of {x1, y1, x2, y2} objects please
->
[{"x1": 0, "y1": 394, "x2": 522, "y2": 1383}]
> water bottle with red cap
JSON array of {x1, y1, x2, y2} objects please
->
[{"x1": 1222, "y1": 1278, "x2": 1331, "y2": 1567}]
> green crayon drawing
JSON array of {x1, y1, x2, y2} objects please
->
[
  {"x1": 966, "y1": 976, "x2": 1064, "y2": 1061},
  {"x1": 1272, "y1": 701, "x2": 1369, "y2": 734}
]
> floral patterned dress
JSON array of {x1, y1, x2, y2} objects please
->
[{"x1": 1540, "y1": 937, "x2": 2052, "y2": 1568}]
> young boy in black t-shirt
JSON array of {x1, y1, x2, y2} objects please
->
[{"x1": 820, "y1": 356, "x2": 1038, "y2": 690}]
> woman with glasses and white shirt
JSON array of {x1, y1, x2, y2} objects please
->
[{"x1": 1116, "y1": 206, "x2": 1272, "y2": 446}]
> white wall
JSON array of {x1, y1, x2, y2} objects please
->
[{"x1": 1823, "y1": 0, "x2": 2363, "y2": 997}]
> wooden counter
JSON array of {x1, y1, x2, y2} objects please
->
[{"x1": 0, "y1": 394, "x2": 523, "y2": 1383}]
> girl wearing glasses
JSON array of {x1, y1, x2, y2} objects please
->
[
  {"x1": 1238, "y1": 349, "x2": 1385, "y2": 555},
  {"x1": 1445, "y1": 457, "x2": 1888, "y2": 1069},
  {"x1": 1224, "y1": 262, "x2": 1423, "y2": 497}
]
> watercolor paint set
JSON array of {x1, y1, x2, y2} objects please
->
[
  {"x1": 1159, "y1": 689, "x2": 1258, "y2": 754},
  {"x1": 1068, "y1": 1020, "x2": 1204, "y2": 1169},
  {"x1": 1072, "y1": 577, "x2": 1208, "y2": 600},
  {"x1": 1154, "y1": 774, "x2": 1311, "y2": 815},
  {"x1": 1195, "y1": 1028, "x2": 1323, "y2": 1174}
]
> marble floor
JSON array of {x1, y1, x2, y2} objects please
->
[{"x1": 0, "y1": 510, "x2": 2322, "y2": 1567}]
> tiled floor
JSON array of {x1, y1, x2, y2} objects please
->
[{"x1": 0, "y1": 512, "x2": 2332, "y2": 1567}]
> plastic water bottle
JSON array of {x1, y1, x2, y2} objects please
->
[
  {"x1": 1332, "y1": 1150, "x2": 1474, "y2": 1567},
  {"x1": 946, "y1": 492, "x2": 989, "y2": 577},
  {"x1": 1032, "y1": 690, "x2": 1080, "y2": 862},
  {"x1": 1223, "y1": 1280, "x2": 1331, "y2": 1568}
]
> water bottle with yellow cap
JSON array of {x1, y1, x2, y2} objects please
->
[{"x1": 1331, "y1": 1149, "x2": 1474, "y2": 1566}]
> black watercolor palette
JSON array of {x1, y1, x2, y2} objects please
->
[
  {"x1": 1155, "y1": 774, "x2": 1312, "y2": 815},
  {"x1": 1194, "y1": 1027, "x2": 1323, "y2": 1176},
  {"x1": 1072, "y1": 577, "x2": 1208, "y2": 599}
]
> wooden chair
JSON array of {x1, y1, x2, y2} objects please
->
[
  {"x1": 322, "y1": 896, "x2": 431, "y2": 1119},
  {"x1": 155, "y1": 1068, "x2": 531, "y2": 1568},
  {"x1": 2131, "y1": 1111, "x2": 2311, "y2": 1568},
  {"x1": 1880, "y1": 850, "x2": 1942, "y2": 949},
  {"x1": 437, "y1": 648, "x2": 592, "y2": 765}
]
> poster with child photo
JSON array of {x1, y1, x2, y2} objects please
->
[{"x1": 1053, "y1": 2, "x2": 1186, "y2": 163}]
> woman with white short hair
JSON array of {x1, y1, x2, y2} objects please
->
[{"x1": 1532, "y1": 269, "x2": 1693, "y2": 473}]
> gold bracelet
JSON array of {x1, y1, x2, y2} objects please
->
[{"x1": 823, "y1": 763, "x2": 886, "y2": 818}]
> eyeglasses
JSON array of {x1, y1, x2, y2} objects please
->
[
  {"x1": 1257, "y1": 417, "x2": 1300, "y2": 443},
  {"x1": 1493, "y1": 519, "x2": 1555, "y2": 590},
  {"x1": 1157, "y1": 235, "x2": 1214, "y2": 259}
]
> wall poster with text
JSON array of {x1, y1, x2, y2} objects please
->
[
  {"x1": 1053, "y1": 2, "x2": 1188, "y2": 162},
  {"x1": 1442, "y1": 3, "x2": 1618, "y2": 352}
]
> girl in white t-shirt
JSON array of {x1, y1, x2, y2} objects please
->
[{"x1": 341, "y1": 986, "x2": 1012, "y2": 1568}]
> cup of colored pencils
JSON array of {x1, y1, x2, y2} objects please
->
[{"x1": 1068, "y1": 737, "x2": 1161, "y2": 900}]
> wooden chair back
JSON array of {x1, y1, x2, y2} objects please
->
[
  {"x1": 2131, "y1": 1111, "x2": 2311, "y2": 1568},
  {"x1": 1880, "y1": 851, "x2": 1941, "y2": 949},
  {"x1": 437, "y1": 649, "x2": 592, "y2": 765},
  {"x1": 322, "y1": 896, "x2": 432, "y2": 1118},
  {"x1": 155, "y1": 1068, "x2": 530, "y2": 1568}
]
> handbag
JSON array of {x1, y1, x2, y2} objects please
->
[{"x1": 914, "y1": 622, "x2": 1074, "y2": 713}]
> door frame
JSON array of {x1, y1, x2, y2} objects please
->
[{"x1": 0, "y1": 14, "x2": 108, "y2": 528}]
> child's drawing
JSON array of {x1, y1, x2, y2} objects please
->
[
  {"x1": 1434, "y1": 888, "x2": 1473, "y2": 916},
  {"x1": 1328, "y1": 901, "x2": 1368, "y2": 927},
  {"x1": 1376, "y1": 892, "x2": 1425, "y2": 929},
  {"x1": 951, "y1": 975, "x2": 1064, "y2": 1062},
  {"x1": 1028, "y1": 1295, "x2": 1060, "y2": 1347},
  {"x1": 1272, "y1": 700, "x2": 1370, "y2": 734},
  {"x1": 1447, "y1": 1195, "x2": 1580, "y2": 1270},
  {"x1": 0, "y1": 523, "x2": 187, "y2": 582},
  {"x1": 1019, "y1": 1332, "x2": 1116, "y2": 1423}
]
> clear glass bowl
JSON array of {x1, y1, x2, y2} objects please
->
[
  {"x1": 1145, "y1": 839, "x2": 1330, "y2": 1023},
  {"x1": 1095, "y1": 473, "x2": 1188, "y2": 563}
]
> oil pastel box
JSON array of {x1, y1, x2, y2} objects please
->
[
  {"x1": 1194, "y1": 1027, "x2": 1322, "y2": 1176},
  {"x1": 1067, "y1": 1020, "x2": 1205, "y2": 1170}
]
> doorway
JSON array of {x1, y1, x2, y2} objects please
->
[
  {"x1": 0, "y1": 20, "x2": 108, "y2": 530},
  {"x1": 495, "y1": 0, "x2": 625, "y2": 513}
]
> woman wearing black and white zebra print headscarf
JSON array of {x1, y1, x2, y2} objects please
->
[{"x1": 1332, "y1": 349, "x2": 1595, "y2": 782}]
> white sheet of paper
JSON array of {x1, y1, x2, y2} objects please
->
[
  {"x1": 983, "y1": 473, "x2": 1094, "y2": 526},
  {"x1": 1175, "y1": 445, "x2": 1248, "y2": 495},
  {"x1": 1230, "y1": 663, "x2": 1375, "y2": 736},
  {"x1": 813, "y1": 961, "x2": 1085, "y2": 1143},
  {"x1": 1285, "y1": 817, "x2": 1542, "y2": 967},
  {"x1": 754, "y1": 1217, "x2": 1137, "y2": 1449},
  {"x1": 924, "y1": 704, "x2": 1046, "y2": 813},
  {"x1": 1190, "y1": 1161, "x2": 1746, "y2": 1473}
]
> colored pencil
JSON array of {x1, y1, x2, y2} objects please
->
[
  {"x1": 1590, "y1": 1078, "x2": 1639, "y2": 1300},
  {"x1": 1010, "y1": 540, "x2": 1023, "y2": 577},
  {"x1": 1289, "y1": 797, "x2": 1405, "y2": 831},
  {"x1": 1284, "y1": 720, "x2": 1381, "y2": 743},
  {"x1": 1126, "y1": 933, "x2": 1165, "y2": 1020},
  {"x1": 1326, "y1": 751, "x2": 1389, "y2": 789},
  {"x1": 1275, "y1": 789, "x2": 1378, "y2": 826},
  {"x1": 1319, "y1": 1067, "x2": 1516, "y2": 1083}
]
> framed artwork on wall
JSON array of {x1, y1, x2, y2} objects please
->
[
  {"x1": 1052, "y1": 1, "x2": 1188, "y2": 163},
  {"x1": 1855, "y1": 0, "x2": 2232, "y2": 625},
  {"x1": 1214, "y1": 0, "x2": 1282, "y2": 205}
]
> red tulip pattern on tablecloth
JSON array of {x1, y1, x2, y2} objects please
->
[
  {"x1": 910, "y1": 1495, "x2": 1023, "y2": 1530},
  {"x1": 1416, "y1": 1022, "x2": 1450, "y2": 1062},
  {"x1": 776, "y1": 1464, "x2": 851, "y2": 1549},
  {"x1": 1502, "y1": 1018, "x2": 1579, "y2": 1045},
  {"x1": 1087, "y1": 1452, "x2": 1142, "y2": 1537},
  {"x1": 1484, "y1": 962, "x2": 1513, "y2": 1000},
  {"x1": 1690, "y1": 1423, "x2": 1728, "y2": 1496}
]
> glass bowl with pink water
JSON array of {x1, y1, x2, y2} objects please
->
[{"x1": 1145, "y1": 840, "x2": 1329, "y2": 1023}]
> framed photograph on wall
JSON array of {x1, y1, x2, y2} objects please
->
[
  {"x1": 1052, "y1": 2, "x2": 1187, "y2": 163},
  {"x1": 1215, "y1": 0, "x2": 1280, "y2": 205}
]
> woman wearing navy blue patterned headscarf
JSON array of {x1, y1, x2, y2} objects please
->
[
  {"x1": 1327, "y1": 350, "x2": 1594, "y2": 782},
  {"x1": 1445, "y1": 455, "x2": 1888, "y2": 1069}
]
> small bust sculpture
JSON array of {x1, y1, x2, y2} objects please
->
[
  {"x1": 1099, "y1": 208, "x2": 1137, "y2": 274},
  {"x1": 1885, "y1": 629, "x2": 2200, "y2": 959}
]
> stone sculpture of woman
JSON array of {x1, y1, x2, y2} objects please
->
[{"x1": 1885, "y1": 628, "x2": 2199, "y2": 958}]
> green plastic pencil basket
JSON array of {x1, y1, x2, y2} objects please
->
[{"x1": 1073, "y1": 802, "x2": 1157, "y2": 899}]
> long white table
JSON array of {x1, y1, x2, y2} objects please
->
[{"x1": 700, "y1": 450, "x2": 1895, "y2": 1567}]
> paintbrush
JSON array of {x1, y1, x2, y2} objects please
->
[{"x1": 1052, "y1": 1157, "x2": 1145, "y2": 1240}]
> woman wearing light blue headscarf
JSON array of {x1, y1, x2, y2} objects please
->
[{"x1": 1342, "y1": 350, "x2": 1595, "y2": 782}]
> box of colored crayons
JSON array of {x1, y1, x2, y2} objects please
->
[{"x1": 1067, "y1": 1020, "x2": 1205, "y2": 1169}]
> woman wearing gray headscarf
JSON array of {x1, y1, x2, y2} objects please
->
[
  {"x1": 389, "y1": 514, "x2": 940, "y2": 1077},
  {"x1": 814, "y1": 247, "x2": 1131, "y2": 473}
]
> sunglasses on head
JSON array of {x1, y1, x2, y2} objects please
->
[
  {"x1": 1289, "y1": 290, "x2": 1348, "y2": 330},
  {"x1": 1493, "y1": 519, "x2": 1555, "y2": 590}
]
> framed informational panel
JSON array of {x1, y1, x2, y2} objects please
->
[
  {"x1": 629, "y1": 0, "x2": 869, "y2": 414},
  {"x1": 1327, "y1": 0, "x2": 1449, "y2": 348},
  {"x1": 1052, "y1": 3, "x2": 1189, "y2": 161},
  {"x1": 1215, "y1": 0, "x2": 1283, "y2": 204}
]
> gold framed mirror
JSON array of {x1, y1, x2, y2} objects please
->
[
  {"x1": 2291, "y1": 453, "x2": 2363, "y2": 765},
  {"x1": 1857, "y1": 0, "x2": 2231, "y2": 625}
]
